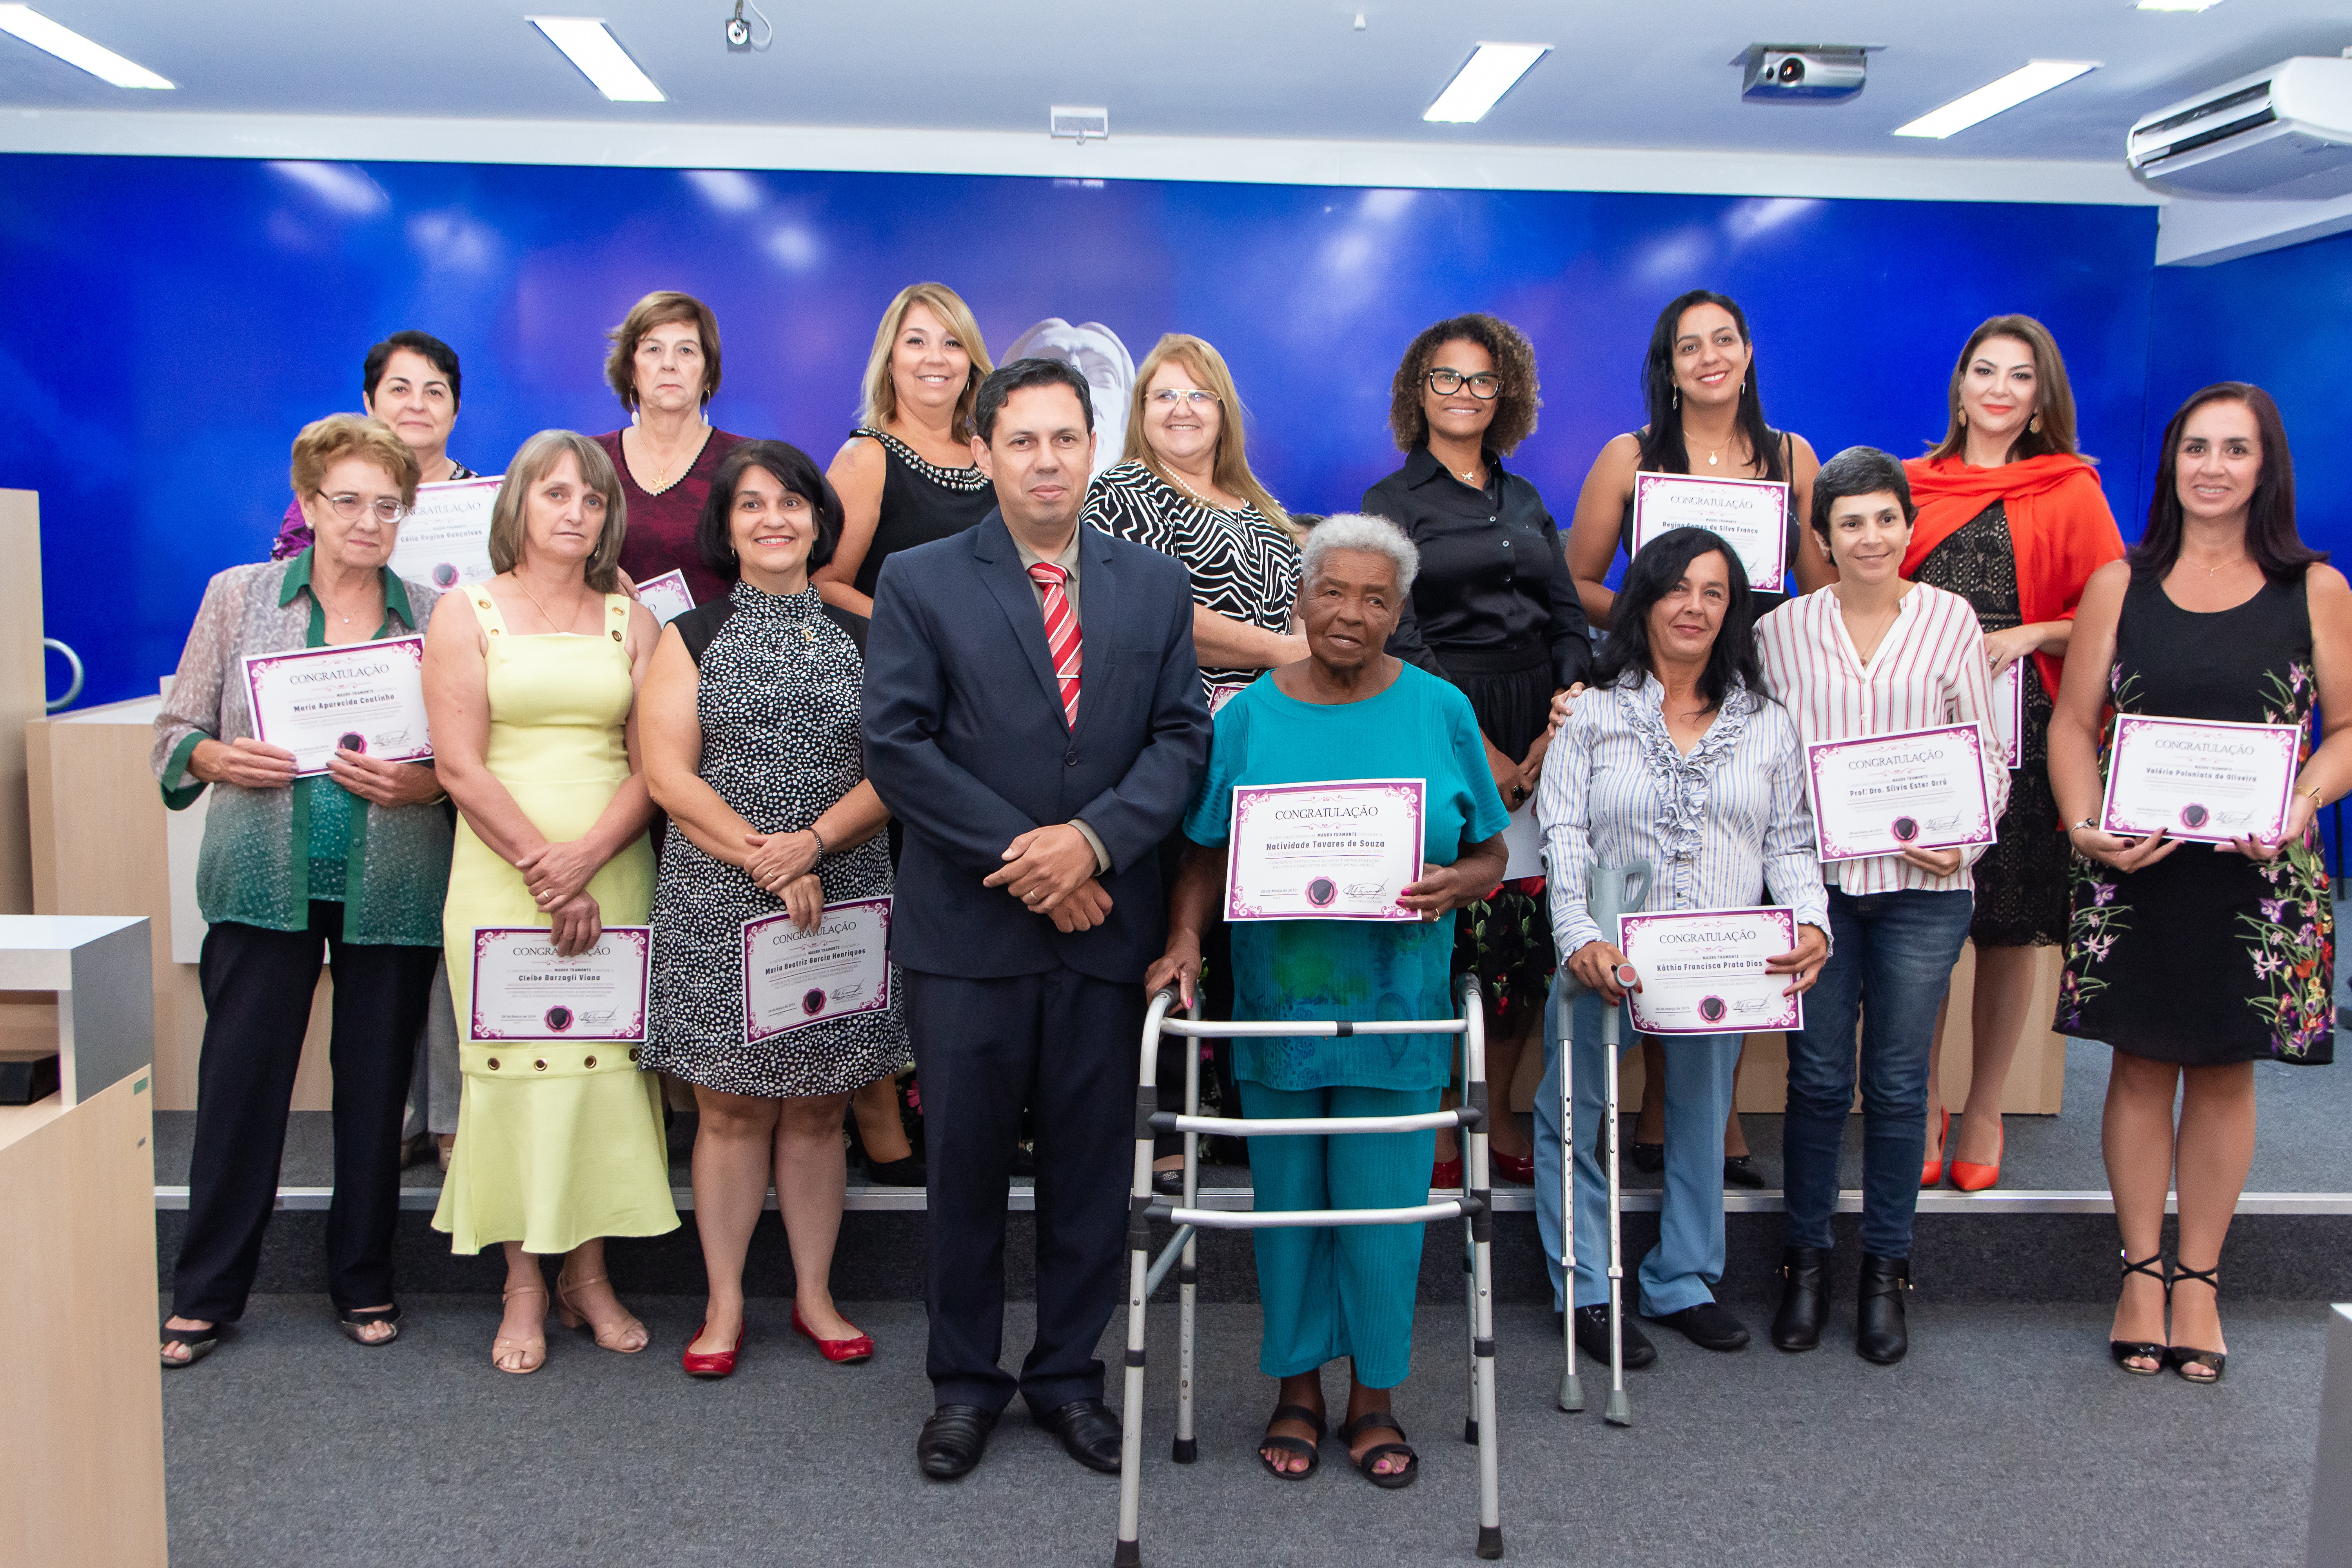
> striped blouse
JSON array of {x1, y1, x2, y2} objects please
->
[
  {"x1": 1754, "y1": 583, "x2": 2010, "y2": 896},
  {"x1": 1538, "y1": 670, "x2": 1830, "y2": 958},
  {"x1": 1083, "y1": 459, "x2": 1299, "y2": 698}
]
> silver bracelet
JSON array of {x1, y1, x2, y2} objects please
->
[{"x1": 808, "y1": 826, "x2": 828, "y2": 857}]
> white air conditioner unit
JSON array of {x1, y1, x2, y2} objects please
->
[{"x1": 2128, "y1": 56, "x2": 2352, "y2": 198}]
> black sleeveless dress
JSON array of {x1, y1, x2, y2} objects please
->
[
  {"x1": 847, "y1": 426, "x2": 996, "y2": 599},
  {"x1": 2058, "y1": 573, "x2": 2334, "y2": 1066},
  {"x1": 1914, "y1": 502, "x2": 2071, "y2": 947},
  {"x1": 1616, "y1": 430, "x2": 1801, "y2": 624}
]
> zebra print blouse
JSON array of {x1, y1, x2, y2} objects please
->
[{"x1": 1082, "y1": 459, "x2": 1299, "y2": 699}]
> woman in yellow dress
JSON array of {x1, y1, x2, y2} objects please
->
[{"x1": 423, "y1": 429, "x2": 677, "y2": 1374}]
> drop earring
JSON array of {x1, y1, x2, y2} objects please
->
[
  {"x1": 2029, "y1": 413, "x2": 2041, "y2": 434},
  {"x1": 1672, "y1": 388, "x2": 1679, "y2": 410}
]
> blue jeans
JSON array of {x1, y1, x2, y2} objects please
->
[
  {"x1": 1782, "y1": 887, "x2": 1974, "y2": 1259},
  {"x1": 1534, "y1": 977, "x2": 1741, "y2": 1316}
]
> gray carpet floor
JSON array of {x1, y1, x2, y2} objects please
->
[
  {"x1": 151, "y1": 1032, "x2": 2352, "y2": 1199},
  {"x1": 165, "y1": 1293, "x2": 2327, "y2": 1568}
]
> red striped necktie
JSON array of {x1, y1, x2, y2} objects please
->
[{"x1": 1029, "y1": 561, "x2": 1082, "y2": 727}]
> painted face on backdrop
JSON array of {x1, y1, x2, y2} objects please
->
[{"x1": 1004, "y1": 318, "x2": 1134, "y2": 479}]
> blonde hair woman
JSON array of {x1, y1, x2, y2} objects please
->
[
  {"x1": 423, "y1": 429, "x2": 678, "y2": 1374},
  {"x1": 1083, "y1": 332, "x2": 1305, "y2": 1193},
  {"x1": 816, "y1": 281, "x2": 996, "y2": 622}
]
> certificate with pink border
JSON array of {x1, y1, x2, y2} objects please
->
[
  {"x1": 2100, "y1": 715, "x2": 2299, "y2": 845},
  {"x1": 468, "y1": 926, "x2": 650, "y2": 1042},
  {"x1": 1629, "y1": 472, "x2": 1790, "y2": 593},
  {"x1": 1806, "y1": 723, "x2": 1996, "y2": 862},
  {"x1": 1619, "y1": 906, "x2": 1800, "y2": 1036},
  {"x1": 241, "y1": 635, "x2": 431, "y2": 777},
  {"x1": 742, "y1": 897, "x2": 892, "y2": 1043},
  {"x1": 1226, "y1": 779, "x2": 1425, "y2": 922},
  {"x1": 388, "y1": 474, "x2": 502, "y2": 589},
  {"x1": 1990, "y1": 659, "x2": 2024, "y2": 769}
]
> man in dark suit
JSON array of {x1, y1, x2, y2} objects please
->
[{"x1": 863, "y1": 358, "x2": 1210, "y2": 1480}]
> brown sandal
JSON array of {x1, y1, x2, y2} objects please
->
[
  {"x1": 555, "y1": 1270, "x2": 648, "y2": 1353},
  {"x1": 493, "y1": 1284, "x2": 547, "y2": 1375}
]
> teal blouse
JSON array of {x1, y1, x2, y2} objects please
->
[
  {"x1": 1181, "y1": 663, "x2": 1510, "y2": 1092},
  {"x1": 153, "y1": 550, "x2": 452, "y2": 946}
]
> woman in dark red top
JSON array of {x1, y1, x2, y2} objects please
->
[{"x1": 594, "y1": 290, "x2": 745, "y2": 610}]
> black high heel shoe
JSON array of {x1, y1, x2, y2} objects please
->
[
  {"x1": 2165, "y1": 1262, "x2": 2227, "y2": 1385},
  {"x1": 2109, "y1": 1250, "x2": 2169, "y2": 1376}
]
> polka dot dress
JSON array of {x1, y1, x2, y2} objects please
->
[{"x1": 642, "y1": 581, "x2": 909, "y2": 1097}]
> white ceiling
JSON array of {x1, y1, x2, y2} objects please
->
[{"x1": 0, "y1": 0, "x2": 2345, "y2": 164}]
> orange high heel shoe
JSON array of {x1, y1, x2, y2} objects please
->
[
  {"x1": 1921, "y1": 1106, "x2": 1949, "y2": 1189},
  {"x1": 1950, "y1": 1121, "x2": 2004, "y2": 1192}
]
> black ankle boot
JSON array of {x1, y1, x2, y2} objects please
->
[
  {"x1": 1856, "y1": 1254, "x2": 1910, "y2": 1364},
  {"x1": 1769, "y1": 1246, "x2": 1829, "y2": 1352}
]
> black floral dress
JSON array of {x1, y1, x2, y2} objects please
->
[
  {"x1": 642, "y1": 582, "x2": 910, "y2": 1096},
  {"x1": 2058, "y1": 573, "x2": 2334, "y2": 1065}
]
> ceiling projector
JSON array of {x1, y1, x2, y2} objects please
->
[{"x1": 1738, "y1": 45, "x2": 1869, "y2": 104}]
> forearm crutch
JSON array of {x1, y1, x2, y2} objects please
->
[
  {"x1": 1114, "y1": 977, "x2": 1504, "y2": 1566},
  {"x1": 1554, "y1": 861, "x2": 1652, "y2": 1429}
]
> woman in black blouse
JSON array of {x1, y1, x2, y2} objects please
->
[
  {"x1": 1561, "y1": 289, "x2": 1824, "y2": 1185},
  {"x1": 1086, "y1": 332, "x2": 1303, "y2": 1192},
  {"x1": 1363, "y1": 313, "x2": 1591, "y2": 1185},
  {"x1": 817, "y1": 281, "x2": 996, "y2": 1183}
]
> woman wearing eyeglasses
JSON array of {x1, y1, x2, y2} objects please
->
[
  {"x1": 154, "y1": 414, "x2": 454, "y2": 1368},
  {"x1": 1085, "y1": 332, "x2": 1304, "y2": 1193},
  {"x1": 1363, "y1": 314, "x2": 1593, "y2": 1190}
]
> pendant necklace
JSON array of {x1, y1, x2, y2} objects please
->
[{"x1": 514, "y1": 575, "x2": 586, "y2": 634}]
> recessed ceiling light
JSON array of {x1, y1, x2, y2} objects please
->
[
  {"x1": 0, "y1": 5, "x2": 172, "y2": 87},
  {"x1": 527, "y1": 16, "x2": 665, "y2": 102},
  {"x1": 1425, "y1": 42, "x2": 1551, "y2": 124},
  {"x1": 1893, "y1": 59, "x2": 2099, "y2": 138},
  {"x1": 2136, "y1": 0, "x2": 2224, "y2": 10}
]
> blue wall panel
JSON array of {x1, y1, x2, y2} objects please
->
[{"x1": 0, "y1": 155, "x2": 2159, "y2": 709}]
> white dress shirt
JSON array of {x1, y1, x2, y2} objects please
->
[
  {"x1": 1538, "y1": 670, "x2": 1831, "y2": 957},
  {"x1": 1753, "y1": 582, "x2": 2010, "y2": 895}
]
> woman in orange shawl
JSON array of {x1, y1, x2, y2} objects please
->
[{"x1": 1904, "y1": 316, "x2": 2126, "y2": 1190}]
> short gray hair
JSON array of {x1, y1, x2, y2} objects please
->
[{"x1": 1301, "y1": 512, "x2": 1418, "y2": 597}]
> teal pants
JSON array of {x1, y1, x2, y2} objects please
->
[{"x1": 1241, "y1": 1080, "x2": 1439, "y2": 1390}]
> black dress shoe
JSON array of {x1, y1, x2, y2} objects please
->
[
  {"x1": 1771, "y1": 1245, "x2": 1829, "y2": 1352},
  {"x1": 1564, "y1": 1304, "x2": 1657, "y2": 1369},
  {"x1": 1628, "y1": 1141, "x2": 1665, "y2": 1174},
  {"x1": 1649, "y1": 1300, "x2": 1750, "y2": 1352},
  {"x1": 864, "y1": 1153, "x2": 928, "y2": 1187},
  {"x1": 1152, "y1": 1167, "x2": 1185, "y2": 1196},
  {"x1": 1040, "y1": 1397, "x2": 1124, "y2": 1474},
  {"x1": 1722, "y1": 1154, "x2": 1767, "y2": 1189},
  {"x1": 917, "y1": 1404, "x2": 998, "y2": 1480},
  {"x1": 1856, "y1": 1254, "x2": 1910, "y2": 1365}
]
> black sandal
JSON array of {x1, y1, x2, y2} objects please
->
[
  {"x1": 160, "y1": 1318, "x2": 220, "y2": 1369},
  {"x1": 1339, "y1": 1410, "x2": 1419, "y2": 1490},
  {"x1": 2109, "y1": 1250, "x2": 2168, "y2": 1375},
  {"x1": 337, "y1": 1304, "x2": 404, "y2": 1347},
  {"x1": 2165, "y1": 1263, "x2": 2227, "y2": 1385},
  {"x1": 1257, "y1": 1403, "x2": 1324, "y2": 1480}
]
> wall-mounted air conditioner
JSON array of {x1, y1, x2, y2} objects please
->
[{"x1": 2128, "y1": 56, "x2": 2352, "y2": 198}]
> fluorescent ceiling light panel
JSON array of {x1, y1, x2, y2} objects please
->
[
  {"x1": 0, "y1": 5, "x2": 172, "y2": 87},
  {"x1": 1425, "y1": 42, "x2": 1550, "y2": 123},
  {"x1": 1893, "y1": 59, "x2": 2098, "y2": 138},
  {"x1": 2136, "y1": 0, "x2": 2223, "y2": 9},
  {"x1": 528, "y1": 16, "x2": 665, "y2": 102}
]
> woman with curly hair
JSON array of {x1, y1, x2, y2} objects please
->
[
  {"x1": 1363, "y1": 313, "x2": 1591, "y2": 1187},
  {"x1": 2050, "y1": 384, "x2": 2345, "y2": 1385}
]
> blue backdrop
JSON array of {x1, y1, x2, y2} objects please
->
[{"x1": 1, "y1": 155, "x2": 2172, "y2": 710}]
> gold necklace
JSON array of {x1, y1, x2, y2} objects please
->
[
  {"x1": 512, "y1": 573, "x2": 588, "y2": 633},
  {"x1": 635, "y1": 421, "x2": 708, "y2": 491}
]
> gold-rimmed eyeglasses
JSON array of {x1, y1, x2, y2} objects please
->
[{"x1": 315, "y1": 491, "x2": 411, "y2": 524}]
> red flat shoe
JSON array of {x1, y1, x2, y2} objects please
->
[
  {"x1": 1491, "y1": 1151, "x2": 1535, "y2": 1185},
  {"x1": 791, "y1": 1305, "x2": 874, "y2": 1364},
  {"x1": 1921, "y1": 1106, "x2": 1949, "y2": 1189},
  {"x1": 1950, "y1": 1122, "x2": 2004, "y2": 1193},
  {"x1": 682, "y1": 1322, "x2": 744, "y2": 1379},
  {"x1": 1430, "y1": 1157, "x2": 1463, "y2": 1191}
]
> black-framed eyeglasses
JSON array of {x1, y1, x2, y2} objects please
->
[
  {"x1": 1426, "y1": 368, "x2": 1501, "y2": 400},
  {"x1": 316, "y1": 491, "x2": 410, "y2": 524}
]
